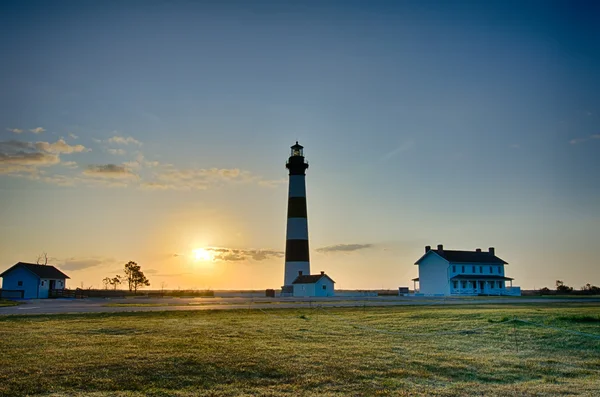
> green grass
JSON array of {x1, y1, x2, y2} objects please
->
[
  {"x1": 1, "y1": 303, "x2": 599, "y2": 396},
  {"x1": 0, "y1": 299, "x2": 19, "y2": 307}
]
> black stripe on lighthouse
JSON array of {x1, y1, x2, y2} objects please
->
[
  {"x1": 287, "y1": 197, "x2": 308, "y2": 218},
  {"x1": 285, "y1": 240, "x2": 309, "y2": 262}
]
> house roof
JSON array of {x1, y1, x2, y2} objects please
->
[
  {"x1": 292, "y1": 274, "x2": 335, "y2": 284},
  {"x1": 415, "y1": 250, "x2": 508, "y2": 265},
  {"x1": 450, "y1": 275, "x2": 513, "y2": 281},
  {"x1": 0, "y1": 262, "x2": 70, "y2": 279}
]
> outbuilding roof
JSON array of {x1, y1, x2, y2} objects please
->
[
  {"x1": 0, "y1": 262, "x2": 70, "y2": 279},
  {"x1": 292, "y1": 273, "x2": 335, "y2": 284}
]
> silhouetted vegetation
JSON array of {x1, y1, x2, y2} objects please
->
[
  {"x1": 124, "y1": 261, "x2": 150, "y2": 293},
  {"x1": 533, "y1": 281, "x2": 600, "y2": 296}
]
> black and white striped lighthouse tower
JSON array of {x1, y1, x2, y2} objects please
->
[{"x1": 282, "y1": 141, "x2": 310, "y2": 293}]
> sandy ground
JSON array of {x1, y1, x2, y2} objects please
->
[{"x1": 1, "y1": 296, "x2": 599, "y2": 315}]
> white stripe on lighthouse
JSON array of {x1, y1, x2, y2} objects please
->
[
  {"x1": 286, "y1": 218, "x2": 309, "y2": 240},
  {"x1": 288, "y1": 175, "x2": 306, "y2": 197},
  {"x1": 284, "y1": 262, "x2": 310, "y2": 286}
]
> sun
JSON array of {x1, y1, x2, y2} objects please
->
[{"x1": 192, "y1": 248, "x2": 213, "y2": 261}]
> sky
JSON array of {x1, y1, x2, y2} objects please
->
[{"x1": 1, "y1": 0, "x2": 599, "y2": 291}]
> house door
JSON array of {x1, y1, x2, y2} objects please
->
[
  {"x1": 49, "y1": 280, "x2": 56, "y2": 291},
  {"x1": 479, "y1": 281, "x2": 485, "y2": 291}
]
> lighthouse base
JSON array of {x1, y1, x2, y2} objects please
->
[{"x1": 280, "y1": 285, "x2": 293, "y2": 297}]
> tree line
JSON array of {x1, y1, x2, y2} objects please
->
[
  {"x1": 103, "y1": 261, "x2": 150, "y2": 293},
  {"x1": 537, "y1": 280, "x2": 600, "y2": 295}
]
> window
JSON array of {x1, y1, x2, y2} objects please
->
[
  {"x1": 322, "y1": 285, "x2": 326, "y2": 290},
  {"x1": 472, "y1": 266, "x2": 475, "y2": 273},
  {"x1": 490, "y1": 266, "x2": 493, "y2": 273},
  {"x1": 17, "y1": 281, "x2": 23, "y2": 286},
  {"x1": 461, "y1": 266, "x2": 465, "y2": 273},
  {"x1": 461, "y1": 281, "x2": 467, "y2": 289},
  {"x1": 453, "y1": 281, "x2": 458, "y2": 289},
  {"x1": 498, "y1": 266, "x2": 502, "y2": 274},
  {"x1": 497, "y1": 281, "x2": 503, "y2": 289},
  {"x1": 41, "y1": 281, "x2": 45, "y2": 286},
  {"x1": 452, "y1": 265, "x2": 456, "y2": 272},
  {"x1": 479, "y1": 266, "x2": 483, "y2": 273},
  {"x1": 59, "y1": 281, "x2": 62, "y2": 286}
]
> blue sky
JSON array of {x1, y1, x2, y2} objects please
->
[{"x1": 1, "y1": 0, "x2": 599, "y2": 290}]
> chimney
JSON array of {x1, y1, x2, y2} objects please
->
[
  {"x1": 425, "y1": 245, "x2": 431, "y2": 253},
  {"x1": 489, "y1": 247, "x2": 495, "y2": 256},
  {"x1": 320, "y1": 271, "x2": 324, "y2": 275},
  {"x1": 298, "y1": 270, "x2": 303, "y2": 276},
  {"x1": 476, "y1": 248, "x2": 482, "y2": 253},
  {"x1": 437, "y1": 244, "x2": 443, "y2": 251}
]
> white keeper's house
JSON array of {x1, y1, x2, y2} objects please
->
[{"x1": 413, "y1": 245, "x2": 520, "y2": 296}]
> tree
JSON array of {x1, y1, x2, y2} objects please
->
[
  {"x1": 556, "y1": 280, "x2": 573, "y2": 293},
  {"x1": 36, "y1": 252, "x2": 49, "y2": 265},
  {"x1": 110, "y1": 275, "x2": 122, "y2": 290},
  {"x1": 124, "y1": 261, "x2": 150, "y2": 293},
  {"x1": 102, "y1": 277, "x2": 111, "y2": 290}
]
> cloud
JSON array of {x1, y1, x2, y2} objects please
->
[
  {"x1": 316, "y1": 244, "x2": 373, "y2": 254},
  {"x1": 61, "y1": 161, "x2": 78, "y2": 169},
  {"x1": 68, "y1": 133, "x2": 78, "y2": 139},
  {"x1": 107, "y1": 148, "x2": 126, "y2": 155},
  {"x1": 204, "y1": 247, "x2": 284, "y2": 262},
  {"x1": 108, "y1": 135, "x2": 142, "y2": 145},
  {"x1": 0, "y1": 140, "x2": 61, "y2": 174},
  {"x1": 35, "y1": 139, "x2": 88, "y2": 154},
  {"x1": 83, "y1": 164, "x2": 139, "y2": 179},
  {"x1": 569, "y1": 134, "x2": 600, "y2": 145},
  {"x1": 62, "y1": 257, "x2": 107, "y2": 271},
  {"x1": 381, "y1": 140, "x2": 415, "y2": 161},
  {"x1": 143, "y1": 166, "x2": 261, "y2": 191},
  {"x1": 6, "y1": 128, "x2": 23, "y2": 134},
  {"x1": 29, "y1": 127, "x2": 46, "y2": 134}
]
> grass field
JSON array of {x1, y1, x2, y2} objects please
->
[
  {"x1": 1, "y1": 303, "x2": 599, "y2": 396},
  {"x1": 0, "y1": 299, "x2": 19, "y2": 307}
]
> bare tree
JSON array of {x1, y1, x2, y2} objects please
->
[
  {"x1": 110, "y1": 275, "x2": 122, "y2": 290},
  {"x1": 36, "y1": 252, "x2": 49, "y2": 265},
  {"x1": 102, "y1": 277, "x2": 111, "y2": 290},
  {"x1": 160, "y1": 281, "x2": 167, "y2": 293}
]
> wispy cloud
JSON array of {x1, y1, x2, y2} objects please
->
[
  {"x1": 569, "y1": 134, "x2": 600, "y2": 145},
  {"x1": 6, "y1": 128, "x2": 23, "y2": 134},
  {"x1": 62, "y1": 256, "x2": 115, "y2": 271},
  {"x1": 68, "y1": 133, "x2": 78, "y2": 139},
  {"x1": 0, "y1": 139, "x2": 87, "y2": 175},
  {"x1": 381, "y1": 140, "x2": 415, "y2": 161},
  {"x1": 108, "y1": 135, "x2": 142, "y2": 145},
  {"x1": 107, "y1": 148, "x2": 126, "y2": 155},
  {"x1": 142, "y1": 166, "x2": 255, "y2": 191},
  {"x1": 316, "y1": 244, "x2": 373, "y2": 254},
  {"x1": 205, "y1": 247, "x2": 284, "y2": 262},
  {"x1": 29, "y1": 127, "x2": 46, "y2": 134},
  {"x1": 83, "y1": 164, "x2": 139, "y2": 179}
]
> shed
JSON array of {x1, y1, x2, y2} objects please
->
[{"x1": 0, "y1": 262, "x2": 70, "y2": 299}]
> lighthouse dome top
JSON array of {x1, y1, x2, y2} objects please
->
[{"x1": 290, "y1": 141, "x2": 304, "y2": 157}]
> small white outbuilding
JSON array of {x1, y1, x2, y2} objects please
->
[{"x1": 292, "y1": 271, "x2": 335, "y2": 297}]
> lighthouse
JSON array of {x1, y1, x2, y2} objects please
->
[{"x1": 282, "y1": 141, "x2": 310, "y2": 293}]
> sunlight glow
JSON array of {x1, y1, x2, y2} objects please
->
[{"x1": 192, "y1": 248, "x2": 213, "y2": 261}]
